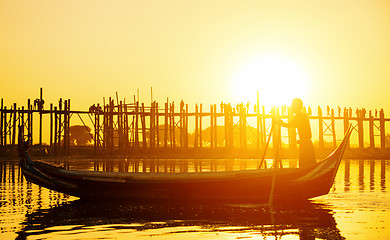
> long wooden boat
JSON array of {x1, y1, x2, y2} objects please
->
[{"x1": 18, "y1": 126, "x2": 352, "y2": 202}]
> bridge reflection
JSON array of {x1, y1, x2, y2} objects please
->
[{"x1": 342, "y1": 159, "x2": 387, "y2": 192}]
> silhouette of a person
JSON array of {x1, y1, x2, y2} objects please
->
[{"x1": 278, "y1": 98, "x2": 316, "y2": 168}]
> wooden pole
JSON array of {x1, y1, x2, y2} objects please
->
[
  {"x1": 242, "y1": 104, "x2": 247, "y2": 149},
  {"x1": 27, "y1": 99, "x2": 31, "y2": 144},
  {"x1": 67, "y1": 99, "x2": 71, "y2": 156},
  {"x1": 118, "y1": 102, "x2": 124, "y2": 153},
  {"x1": 30, "y1": 100, "x2": 33, "y2": 145},
  {"x1": 141, "y1": 103, "x2": 147, "y2": 150},
  {"x1": 94, "y1": 109, "x2": 98, "y2": 154},
  {"x1": 180, "y1": 101, "x2": 184, "y2": 149},
  {"x1": 164, "y1": 102, "x2": 168, "y2": 148},
  {"x1": 212, "y1": 104, "x2": 216, "y2": 148},
  {"x1": 343, "y1": 108, "x2": 350, "y2": 149},
  {"x1": 3, "y1": 106, "x2": 7, "y2": 146},
  {"x1": 380, "y1": 109, "x2": 386, "y2": 149},
  {"x1": 224, "y1": 104, "x2": 229, "y2": 149},
  {"x1": 169, "y1": 103, "x2": 173, "y2": 148},
  {"x1": 21, "y1": 106, "x2": 25, "y2": 134},
  {"x1": 58, "y1": 98, "x2": 62, "y2": 152},
  {"x1": 39, "y1": 87, "x2": 43, "y2": 145},
  {"x1": 229, "y1": 104, "x2": 234, "y2": 149},
  {"x1": 214, "y1": 104, "x2": 217, "y2": 148},
  {"x1": 369, "y1": 110, "x2": 375, "y2": 148},
  {"x1": 0, "y1": 99, "x2": 3, "y2": 146},
  {"x1": 318, "y1": 106, "x2": 323, "y2": 150},
  {"x1": 272, "y1": 108, "x2": 281, "y2": 158},
  {"x1": 12, "y1": 103, "x2": 17, "y2": 145},
  {"x1": 195, "y1": 104, "x2": 199, "y2": 148},
  {"x1": 110, "y1": 99, "x2": 114, "y2": 153},
  {"x1": 64, "y1": 100, "x2": 68, "y2": 155},
  {"x1": 105, "y1": 100, "x2": 110, "y2": 153},
  {"x1": 288, "y1": 107, "x2": 297, "y2": 151},
  {"x1": 239, "y1": 104, "x2": 243, "y2": 149},
  {"x1": 156, "y1": 102, "x2": 159, "y2": 149},
  {"x1": 97, "y1": 104, "x2": 101, "y2": 152},
  {"x1": 50, "y1": 104, "x2": 53, "y2": 147},
  {"x1": 150, "y1": 101, "x2": 155, "y2": 150},
  {"x1": 256, "y1": 92, "x2": 260, "y2": 152},
  {"x1": 124, "y1": 101, "x2": 129, "y2": 151},
  {"x1": 135, "y1": 101, "x2": 139, "y2": 150},
  {"x1": 262, "y1": 106, "x2": 266, "y2": 145},
  {"x1": 185, "y1": 104, "x2": 189, "y2": 150},
  {"x1": 357, "y1": 109, "x2": 364, "y2": 149},
  {"x1": 171, "y1": 102, "x2": 175, "y2": 148},
  {"x1": 199, "y1": 104, "x2": 202, "y2": 148},
  {"x1": 54, "y1": 106, "x2": 58, "y2": 155},
  {"x1": 331, "y1": 109, "x2": 336, "y2": 148},
  {"x1": 0, "y1": 98, "x2": 4, "y2": 146},
  {"x1": 103, "y1": 104, "x2": 107, "y2": 153},
  {"x1": 210, "y1": 105, "x2": 214, "y2": 148}
]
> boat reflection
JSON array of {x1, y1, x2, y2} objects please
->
[{"x1": 17, "y1": 200, "x2": 344, "y2": 239}]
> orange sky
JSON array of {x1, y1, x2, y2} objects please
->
[{"x1": 1, "y1": 0, "x2": 390, "y2": 113}]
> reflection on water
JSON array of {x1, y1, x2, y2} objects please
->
[
  {"x1": 1, "y1": 159, "x2": 389, "y2": 239},
  {"x1": 17, "y1": 200, "x2": 342, "y2": 240}
]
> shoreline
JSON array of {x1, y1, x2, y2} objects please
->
[{"x1": 2, "y1": 145, "x2": 390, "y2": 160}]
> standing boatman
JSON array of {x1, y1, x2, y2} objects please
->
[{"x1": 278, "y1": 98, "x2": 316, "y2": 168}]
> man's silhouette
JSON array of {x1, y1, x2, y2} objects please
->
[{"x1": 279, "y1": 98, "x2": 316, "y2": 168}]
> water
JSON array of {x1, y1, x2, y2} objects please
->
[{"x1": 1, "y1": 159, "x2": 389, "y2": 239}]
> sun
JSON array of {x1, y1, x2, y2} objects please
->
[{"x1": 230, "y1": 54, "x2": 310, "y2": 107}]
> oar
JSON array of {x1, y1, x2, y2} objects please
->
[
  {"x1": 268, "y1": 122, "x2": 281, "y2": 206},
  {"x1": 258, "y1": 123, "x2": 274, "y2": 169}
]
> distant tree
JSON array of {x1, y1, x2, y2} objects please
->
[{"x1": 69, "y1": 125, "x2": 93, "y2": 146}]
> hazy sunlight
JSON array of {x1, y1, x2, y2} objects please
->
[{"x1": 231, "y1": 54, "x2": 310, "y2": 106}]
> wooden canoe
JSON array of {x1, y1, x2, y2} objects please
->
[{"x1": 18, "y1": 126, "x2": 352, "y2": 203}]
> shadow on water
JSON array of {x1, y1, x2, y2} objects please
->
[{"x1": 16, "y1": 200, "x2": 344, "y2": 240}]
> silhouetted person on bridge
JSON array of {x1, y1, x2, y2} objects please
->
[{"x1": 278, "y1": 98, "x2": 316, "y2": 168}]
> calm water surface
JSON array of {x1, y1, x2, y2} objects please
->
[{"x1": 1, "y1": 158, "x2": 389, "y2": 239}]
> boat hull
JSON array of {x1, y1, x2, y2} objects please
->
[{"x1": 18, "y1": 127, "x2": 352, "y2": 203}]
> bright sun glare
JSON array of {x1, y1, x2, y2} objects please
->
[{"x1": 231, "y1": 54, "x2": 310, "y2": 107}]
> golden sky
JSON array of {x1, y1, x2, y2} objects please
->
[{"x1": 1, "y1": 0, "x2": 390, "y2": 112}]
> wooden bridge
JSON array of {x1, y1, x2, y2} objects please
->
[{"x1": 0, "y1": 89, "x2": 389, "y2": 156}]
